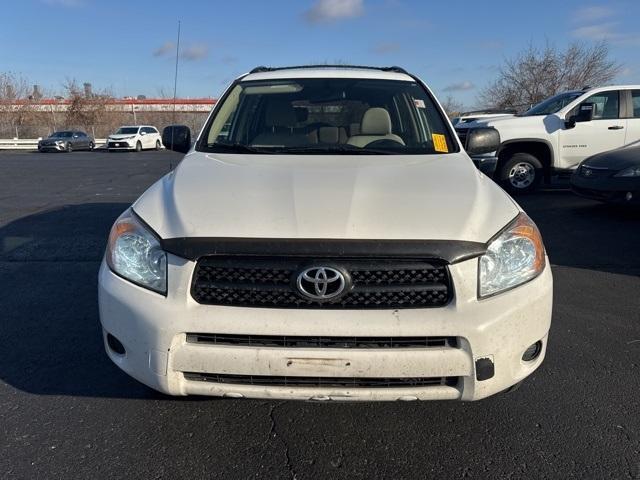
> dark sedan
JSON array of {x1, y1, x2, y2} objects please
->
[
  {"x1": 571, "y1": 145, "x2": 640, "y2": 204},
  {"x1": 38, "y1": 131, "x2": 95, "y2": 152}
]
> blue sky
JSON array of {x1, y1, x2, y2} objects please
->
[{"x1": 1, "y1": 0, "x2": 639, "y2": 108}]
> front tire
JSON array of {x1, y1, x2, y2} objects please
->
[
  {"x1": 66, "y1": 142, "x2": 72, "y2": 153},
  {"x1": 498, "y1": 152, "x2": 542, "y2": 194},
  {"x1": 155, "y1": 140, "x2": 161, "y2": 151},
  {"x1": 135, "y1": 141, "x2": 142, "y2": 152},
  {"x1": 89, "y1": 141, "x2": 95, "y2": 151}
]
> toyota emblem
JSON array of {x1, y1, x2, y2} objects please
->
[{"x1": 296, "y1": 267, "x2": 347, "y2": 301}]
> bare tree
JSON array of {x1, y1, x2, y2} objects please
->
[
  {"x1": 62, "y1": 78, "x2": 118, "y2": 137},
  {"x1": 0, "y1": 72, "x2": 40, "y2": 137},
  {"x1": 440, "y1": 95, "x2": 464, "y2": 118},
  {"x1": 478, "y1": 41, "x2": 621, "y2": 111}
]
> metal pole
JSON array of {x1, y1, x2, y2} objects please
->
[{"x1": 171, "y1": 20, "x2": 181, "y2": 150}]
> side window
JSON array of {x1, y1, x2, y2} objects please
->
[
  {"x1": 141, "y1": 127, "x2": 150, "y2": 134},
  {"x1": 632, "y1": 90, "x2": 640, "y2": 118},
  {"x1": 583, "y1": 91, "x2": 619, "y2": 120}
]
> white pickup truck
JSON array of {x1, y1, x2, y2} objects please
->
[{"x1": 457, "y1": 86, "x2": 640, "y2": 193}]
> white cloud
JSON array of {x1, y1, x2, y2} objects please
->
[
  {"x1": 443, "y1": 81, "x2": 475, "y2": 92},
  {"x1": 304, "y1": 0, "x2": 364, "y2": 24},
  {"x1": 153, "y1": 42, "x2": 209, "y2": 61},
  {"x1": 371, "y1": 42, "x2": 400, "y2": 54},
  {"x1": 180, "y1": 44, "x2": 209, "y2": 61},
  {"x1": 571, "y1": 22, "x2": 640, "y2": 46},
  {"x1": 574, "y1": 5, "x2": 615, "y2": 23},
  {"x1": 153, "y1": 42, "x2": 175, "y2": 57}
]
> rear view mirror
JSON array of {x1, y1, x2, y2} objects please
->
[
  {"x1": 566, "y1": 102, "x2": 594, "y2": 129},
  {"x1": 162, "y1": 125, "x2": 192, "y2": 154},
  {"x1": 464, "y1": 127, "x2": 500, "y2": 155}
]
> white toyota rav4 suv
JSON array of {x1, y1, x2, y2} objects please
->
[
  {"x1": 107, "y1": 125, "x2": 163, "y2": 152},
  {"x1": 99, "y1": 65, "x2": 553, "y2": 401}
]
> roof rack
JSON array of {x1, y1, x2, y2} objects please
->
[{"x1": 249, "y1": 65, "x2": 409, "y2": 75}]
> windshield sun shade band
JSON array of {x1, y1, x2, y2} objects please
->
[{"x1": 160, "y1": 238, "x2": 486, "y2": 264}]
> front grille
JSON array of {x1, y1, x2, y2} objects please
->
[
  {"x1": 108, "y1": 141, "x2": 130, "y2": 148},
  {"x1": 191, "y1": 256, "x2": 452, "y2": 309},
  {"x1": 183, "y1": 372, "x2": 458, "y2": 388},
  {"x1": 579, "y1": 165, "x2": 611, "y2": 178},
  {"x1": 186, "y1": 333, "x2": 458, "y2": 348},
  {"x1": 456, "y1": 128, "x2": 468, "y2": 148}
]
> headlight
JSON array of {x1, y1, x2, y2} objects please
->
[
  {"x1": 478, "y1": 213, "x2": 545, "y2": 298},
  {"x1": 106, "y1": 209, "x2": 167, "y2": 294},
  {"x1": 614, "y1": 166, "x2": 640, "y2": 177}
]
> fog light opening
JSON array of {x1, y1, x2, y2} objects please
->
[
  {"x1": 522, "y1": 341, "x2": 542, "y2": 362},
  {"x1": 107, "y1": 333, "x2": 126, "y2": 355}
]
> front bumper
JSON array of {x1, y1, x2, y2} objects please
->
[
  {"x1": 38, "y1": 144, "x2": 65, "y2": 151},
  {"x1": 570, "y1": 174, "x2": 640, "y2": 204},
  {"x1": 98, "y1": 254, "x2": 553, "y2": 401},
  {"x1": 107, "y1": 141, "x2": 132, "y2": 150},
  {"x1": 470, "y1": 155, "x2": 498, "y2": 175}
]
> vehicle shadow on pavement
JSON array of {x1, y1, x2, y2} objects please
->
[
  {"x1": 518, "y1": 191, "x2": 640, "y2": 276},
  {"x1": 0, "y1": 203, "x2": 169, "y2": 398}
]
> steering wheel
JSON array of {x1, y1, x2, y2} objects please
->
[{"x1": 365, "y1": 139, "x2": 404, "y2": 148}]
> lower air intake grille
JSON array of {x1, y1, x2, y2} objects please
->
[
  {"x1": 183, "y1": 372, "x2": 459, "y2": 388},
  {"x1": 186, "y1": 333, "x2": 458, "y2": 349},
  {"x1": 191, "y1": 256, "x2": 452, "y2": 309}
]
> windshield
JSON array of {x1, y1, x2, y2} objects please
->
[
  {"x1": 198, "y1": 78, "x2": 456, "y2": 155},
  {"x1": 521, "y1": 91, "x2": 583, "y2": 116},
  {"x1": 115, "y1": 127, "x2": 139, "y2": 135},
  {"x1": 50, "y1": 131, "x2": 73, "y2": 138}
]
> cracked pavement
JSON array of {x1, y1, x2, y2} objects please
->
[{"x1": 0, "y1": 151, "x2": 639, "y2": 479}]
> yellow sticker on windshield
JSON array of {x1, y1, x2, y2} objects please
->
[{"x1": 433, "y1": 134, "x2": 448, "y2": 153}]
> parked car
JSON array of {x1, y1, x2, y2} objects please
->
[
  {"x1": 38, "y1": 130, "x2": 95, "y2": 152},
  {"x1": 106, "y1": 125, "x2": 162, "y2": 152},
  {"x1": 570, "y1": 144, "x2": 640, "y2": 204},
  {"x1": 451, "y1": 109, "x2": 515, "y2": 127},
  {"x1": 99, "y1": 65, "x2": 553, "y2": 401},
  {"x1": 458, "y1": 86, "x2": 640, "y2": 193}
]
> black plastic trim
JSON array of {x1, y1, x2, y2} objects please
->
[
  {"x1": 162, "y1": 237, "x2": 486, "y2": 264},
  {"x1": 475, "y1": 357, "x2": 494, "y2": 381},
  {"x1": 249, "y1": 65, "x2": 410, "y2": 74}
]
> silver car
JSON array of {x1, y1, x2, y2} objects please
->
[{"x1": 38, "y1": 131, "x2": 95, "y2": 152}]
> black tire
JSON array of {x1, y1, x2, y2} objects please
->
[
  {"x1": 89, "y1": 141, "x2": 95, "y2": 151},
  {"x1": 498, "y1": 152, "x2": 543, "y2": 194},
  {"x1": 135, "y1": 141, "x2": 142, "y2": 152},
  {"x1": 155, "y1": 140, "x2": 161, "y2": 151},
  {"x1": 66, "y1": 142, "x2": 72, "y2": 153}
]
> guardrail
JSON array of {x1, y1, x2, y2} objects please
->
[{"x1": 0, "y1": 139, "x2": 107, "y2": 150}]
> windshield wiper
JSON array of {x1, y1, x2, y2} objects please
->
[
  {"x1": 274, "y1": 145, "x2": 394, "y2": 155},
  {"x1": 205, "y1": 143, "x2": 276, "y2": 154}
]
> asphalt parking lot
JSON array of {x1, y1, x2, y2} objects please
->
[{"x1": 1, "y1": 150, "x2": 639, "y2": 479}]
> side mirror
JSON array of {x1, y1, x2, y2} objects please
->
[
  {"x1": 464, "y1": 127, "x2": 500, "y2": 155},
  {"x1": 162, "y1": 125, "x2": 191, "y2": 154},
  {"x1": 565, "y1": 102, "x2": 594, "y2": 129},
  {"x1": 140, "y1": 131, "x2": 147, "y2": 136}
]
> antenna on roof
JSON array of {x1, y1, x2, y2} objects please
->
[{"x1": 170, "y1": 20, "x2": 181, "y2": 159}]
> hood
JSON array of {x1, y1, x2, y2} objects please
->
[
  {"x1": 109, "y1": 133, "x2": 137, "y2": 140},
  {"x1": 133, "y1": 152, "x2": 519, "y2": 244},
  {"x1": 464, "y1": 114, "x2": 540, "y2": 129},
  {"x1": 582, "y1": 144, "x2": 640, "y2": 170}
]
